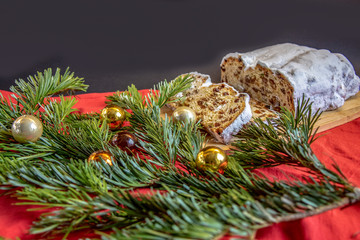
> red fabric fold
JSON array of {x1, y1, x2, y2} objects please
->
[{"x1": 0, "y1": 90, "x2": 359, "y2": 240}]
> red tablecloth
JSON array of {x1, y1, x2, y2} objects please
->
[{"x1": 0, "y1": 90, "x2": 360, "y2": 240}]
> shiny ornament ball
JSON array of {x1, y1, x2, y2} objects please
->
[
  {"x1": 11, "y1": 115, "x2": 43, "y2": 143},
  {"x1": 172, "y1": 106, "x2": 196, "y2": 124},
  {"x1": 88, "y1": 150, "x2": 114, "y2": 165},
  {"x1": 195, "y1": 146, "x2": 228, "y2": 172},
  {"x1": 100, "y1": 105, "x2": 126, "y2": 130},
  {"x1": 111, "y1": 131, "x2": 138, "y2": 153}
]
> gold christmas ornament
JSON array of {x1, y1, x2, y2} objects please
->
[
  {"x1": 11, "y1": 115, "x2": 43, "y2": 143},
  {"x1": 172, "y1": 106, "x2": 196, "y2": 124},
  {"x1": 88, "y1": 150, "x2": 114, "y2": 165},
  {"x1": 100, "y1": 105, "x2": 126, "y2": 130},
  {"x1": 195, "y1": 146, "x2": 228, "y2": 172}
]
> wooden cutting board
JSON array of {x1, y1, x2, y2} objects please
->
[
  {"x1": 161, "y1": 92, "x2": 360, "y2": 149},
  {"x1": 315, "y1": 92, "x2": 360, "y2": 133}
]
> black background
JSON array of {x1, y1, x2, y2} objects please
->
[{"x1": 1, "y1": 0, "x2": 359, "y2": 93}]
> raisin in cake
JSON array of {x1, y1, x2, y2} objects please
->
[
  {"x1": 221, "y1": 43, "x2": 360, "y2": 112},
  {"x1": 167, "y1": 72, "x2": 252, "y2": 144}
]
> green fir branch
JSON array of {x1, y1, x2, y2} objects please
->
[
  {"x1": 42, "y1": 119, "x2": 111, "y2": 160},
  {"x1": 0, "y1": 92, "x2": 23, "y2": 129},
  {"x1": 0, "y1": 152, "x2": 161, "y2": 193},
  {"x1": 41, "y1": 96, "x2": 79, "y2": 125},
  {"x1": 147, "y1": 74, "x2": 194, "y2": 108},
  {"x1": 106, "y1": 74, "x2": 199, "y2": 170},
  {"x1": 232, "y1": 97, "x2": 347, "y2": 185},
  {"x1": 9, "y1": 68, "x2": 88, "y2": 113},
  {"x1": 17, "y1": 175, "x2": 358, "y2": 240},
  {"x1": 0, "y1": 68, "x2": 358, "y2": 240}
]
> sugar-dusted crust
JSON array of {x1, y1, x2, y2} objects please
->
[
  {"x1": 167, "y1": 72, "x2": 252, "y2": 144},
  {"x1": 221, "y1": 43, "x2": 360, "y2": 112}
]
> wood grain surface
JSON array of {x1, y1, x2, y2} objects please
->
[{"x1": 315, "y1": 92, "x2": 360, "y2": 133}]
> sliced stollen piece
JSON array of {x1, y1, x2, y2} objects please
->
[
  {"x1": 167, "y1": 72, "x2": 252, "y2": 144},
  {"x1": 249, "y1": 99, "x2": 278, "y2": 122},
  {"x1": 221, "y1": 43, "x2": 360, "y2": 112}
]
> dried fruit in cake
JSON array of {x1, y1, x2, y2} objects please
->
[
  {"x1": 167, "y1": 72, "x2": 252, "y2": 144},
  {"x1": 249, "y1": 99, "x2": 278, "y2": 122},
  {"x1": 221, "y1": 43, "x2": 360, "y2": 112}
]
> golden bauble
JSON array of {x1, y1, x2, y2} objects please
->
[
  {"x1": 11, "y1": 115, "x2": 43, "y2": 143},
  {"x1": 172, "y1": 106, "x2": 196, "y2": 124},
  {"x1": 195, "y1": 146, "x2": 228, "y2": 172},
  {"x1": 100, "y1": 105, "x2": 126, "y2": 130},
  {"x1": 88, "y1": 150, "x2": 114, "y2": 165}
]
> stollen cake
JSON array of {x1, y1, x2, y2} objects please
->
[
  {"x1": 221, "y1": 43, "x2": 360, "y2": 112},
  {"x1": 167, "y1": 72, "x2": 252, "y2": 144}
]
